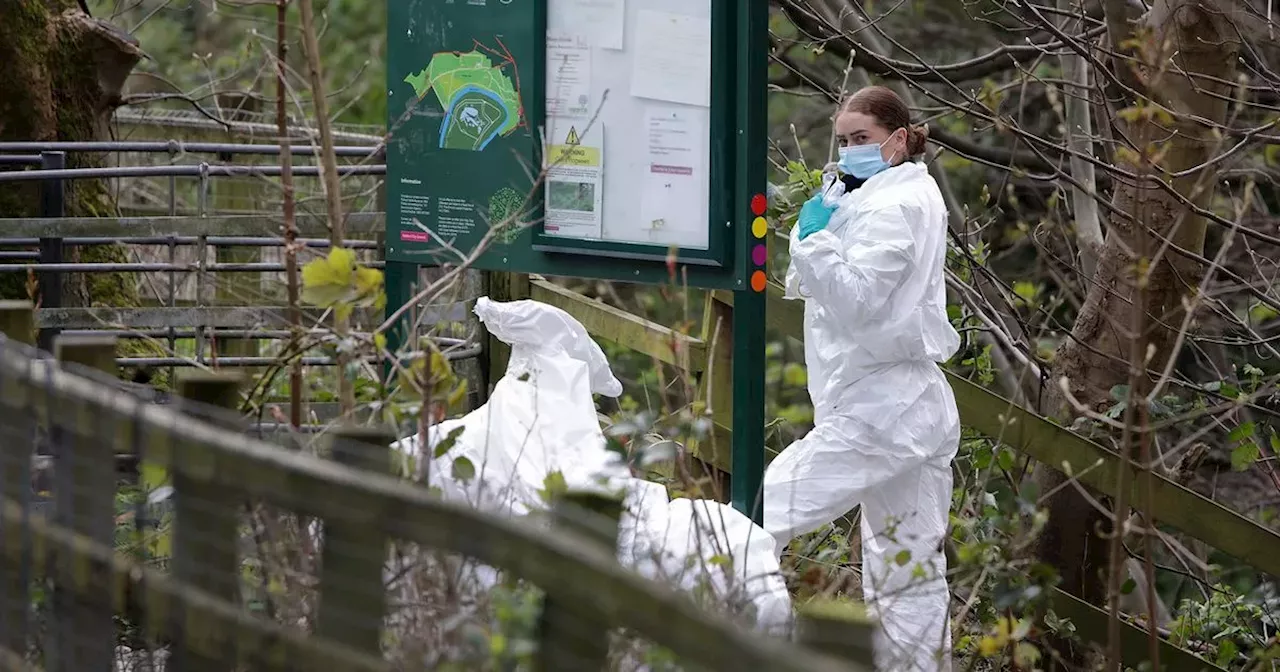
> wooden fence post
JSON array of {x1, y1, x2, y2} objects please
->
[
  {"x1": 315, "y1": 426, "x2": 395, "y2": 656},
  {"x1": 535, "y1": 490, "x2": 624, "y2": 672},
  {"x1": 482, "y1": 271, "x2": 530, "y2": 394},
  {"x1": 169, "y1": 371, "x2": 244, "y2": 672},
  {"x1": 49, "y1": 335, "x2": 118, "y2": 672},
  {"x1": 0, "y1": 300, "x2": 35, "y2": 347},
  {"x1": 685, "y1": 292, "x2": 734, "y2": 501},
  {"x1": 795, "y1": 598, "x2": 877, "y2": 666},
  {"x1": 0, "y1": 301, "x2": 35, "y2": 659}
]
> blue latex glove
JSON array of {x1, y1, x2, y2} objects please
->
[{"x1": 797, "y1": 194, "x2": 836, "y2": 241}]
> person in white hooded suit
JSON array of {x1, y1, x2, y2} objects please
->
[{"x1": 764, "y1": 86, "x2": 960, "y2": 672}]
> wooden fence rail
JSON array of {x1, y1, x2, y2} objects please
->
[{"x1": 0, "y1": 301, "x2": 874, "y2": 671}]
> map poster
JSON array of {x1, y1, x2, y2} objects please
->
[
  {"x1": 386, "y1": 1, "x2": 536, "y2": 264},
  {"x1": 544, "y1": 118, "x2": 604, "y2": 240}
]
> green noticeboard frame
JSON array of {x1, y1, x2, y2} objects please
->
[{"x1": 385, "y1": 0, "x2": 768, "y2": 521}]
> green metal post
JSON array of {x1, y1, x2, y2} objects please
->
[
  {"x1": 382, "y1": 260, "x2": 415, "y2": 383},
  {"x1": 731, "y1": 300, "x2": 766, "y2": 523},
  {"x1": 730, "y1": 0, "x2": 769, "y2": 524}
]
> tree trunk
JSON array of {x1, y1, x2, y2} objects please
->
[
  {"x1": 0, "y1": 2, "x2": 143, "y2": 309},
  {"x1": 1033, "y1": 0, "x2": 1243, "y2": 663}
]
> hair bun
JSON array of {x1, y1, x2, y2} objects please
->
[{"x1": 907, "y1": 123, "x2": 930, "y2": 157}]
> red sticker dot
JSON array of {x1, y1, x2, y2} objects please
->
[
  {"x1": 752, "y1": 244, "x2": 768, "y2": 266},
  {"x1": 750, "y1": 194, "x2": 767, "y2": 216}
]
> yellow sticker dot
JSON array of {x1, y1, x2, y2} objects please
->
[{"x1": 751, "y1": 217, "x2": 768, "y2": 238}]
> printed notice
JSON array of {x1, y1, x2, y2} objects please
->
[
  {"x1": 630, "y1": 10, "x2": 711, "y2": 108},
  {"x1": 544, "y1": 118, "x2": 605, "y2": 240},
  {"x1": 547, "y1": 35, "x2": 592, "y2": 118},
  {"x1": 548, "y1": 0, "x2": 626, "y2": 50},
  {"x1": 639, "y1": 105, "x2": 707, "y2": 249},
  {"x1": 435, "y1": 197, "x2": 478, "y2": 238},
  {"x1": 398, "y1": 191, "x2": 432, "y2": 243}
]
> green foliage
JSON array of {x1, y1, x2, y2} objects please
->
[
  {"x1": 538, "y1": 471, "x2": 569, "y2": 505},
  {"x1": 300, "y1": 247, "x2": 386, "y2": 321},
  {"x1": 90, "y1": 0, "x2": 387, "y2": 126},
  {"x1": 1168, "y1": 584, "x2": 1276, "y2": 667},
  {"x1": 429, "y1": 581, "x2": 542, "y2": 671}
]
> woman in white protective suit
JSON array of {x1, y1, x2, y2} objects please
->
[{"x1": 764, "y1": 86, "x2": 960, "y2": 672}]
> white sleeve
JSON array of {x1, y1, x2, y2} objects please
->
[
  {"x1": 782, "y1": 223, "x2": 809, "y2": 300},
  {"x1": 787, "y1": 203, "x2": 918, "y2": 325},
  {"x1": 783, "y1": 178, "x2": 848, "y2": 301}
]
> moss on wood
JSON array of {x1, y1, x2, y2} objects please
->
[{"x1": 0, "y1": 2, "x2": 153, "y2": 379}]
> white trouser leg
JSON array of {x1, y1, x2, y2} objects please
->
[
  {"x1": 860, "y1": 459, "x2": 953, "y2": 672},
  {"x1": 762, "y1": 414, "x2": 932, "y2": 550}
]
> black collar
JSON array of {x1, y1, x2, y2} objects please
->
[
  {"x1": 824, "y1": 173, "x2": 866, "y2": 198},
  {"x1": 838, "y1": 173, "x2": 866, "y2": 192}
]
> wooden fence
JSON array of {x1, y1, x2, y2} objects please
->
[{"x1": 0, "y1": 300, "x2": 874, "y2": 671}]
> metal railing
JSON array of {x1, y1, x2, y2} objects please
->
[{"x1": 0, "y1": 142, "x2": 478, "y2": 430}]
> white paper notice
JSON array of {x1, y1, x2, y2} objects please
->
[
  {"x1": 548, "y1": 0, "x2": 626, "y2": 51},
  {"x1": 639, "y1": 105, "x2": 707, "y2": 249},
  {"x1": 630, "y1": 10, "x2": 711, "y2": 108},
  {"x1": 544, "y1": 118, "x2": 605, "y2": 240},
  {"x1": 546, "y1": 35, "x2": 592, "y2": 118}
]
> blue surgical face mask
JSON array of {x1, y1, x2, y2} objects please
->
[{"x1": 837, "y1": 134, "x2": 898, "y2": 179}]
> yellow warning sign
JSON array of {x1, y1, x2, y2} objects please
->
[
  {"x1": 547, "y1": 122, "x2": 599, "y2": 167},
  {"x1": 547, "y1": 143, "x2": 599, "y2": 167}
]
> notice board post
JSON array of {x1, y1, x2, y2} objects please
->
[
  {"x1": 730, "y1": 0, "x2": 768, "y2": 522},
  {"x1": 386, "y1": 0, "x2": 769, "y2": 523}
]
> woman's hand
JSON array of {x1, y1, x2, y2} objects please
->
[{"x1": 797, "y1": 194, "x2": 836, "y2": 241}]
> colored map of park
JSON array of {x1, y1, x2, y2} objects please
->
[{"x1": 404, "y1": 47, "x2": 522, "y2": 152}]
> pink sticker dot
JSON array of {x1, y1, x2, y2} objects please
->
[{"x1": 752, "y1": 244, "x2": 768, "y2": 266}]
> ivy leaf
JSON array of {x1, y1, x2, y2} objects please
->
[
  {"x1": 300, "y1": 247, "x2": 386, "y2": 313},
  {"x1": 1013, "y1": 642, "x2": 1041, "y2": 667},
  {"x1": 396, "y1": 346, "x2": 460, "y2": 403},
  {"x1": 446, "y1": 379, "x2": 470, "y2": 408},
  {"x1": 1012, "y1": 281, "x2": 1038, "y2": 306},
  {"x1": 996, "y1": 447, "x2": 1015, "y2": 471},
  {"x1": 1249, "y1": 302, "x2": 1279, "y2": 324},
  {"x1": 1228, "y1": 421, "x2": 1256, "y2": 444},
  {"x1": 354, "y1": 265, "x2": 381, "y2": 295},
  {"x1": 451, "y1": 456, "x2": 476, "y2": 482},
  {"x1": 433, "y1": 426, "x2": 466, "y2": 459},
  {"x1": 140, "y1": 461, "x2": 169, "y2": 492},
  {"x1": 302, "y1": 246, "x2": 354, "y2": 286},
  {"x1": 973, "y1": 444, "x2": 993, "y2": 469},
  {"x1": 1215, "y1": 638, "x2": 1239, "y2": 667},
  {"x1": 1230, "y1": 441, "x2": 1260, "y2": 471},
  {"x1": 539, "y1": 471, "x2": 568, "y2": 504},
  {"x1": 781, "y1": 362, "x2": 807, "y2": 387},
  {"x1": 335, "y1": 302, "x2": 354, "y2": 322}
]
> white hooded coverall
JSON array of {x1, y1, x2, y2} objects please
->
[{"x1": 765, "y1": 162, "x2": 960, "y2": 672}]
